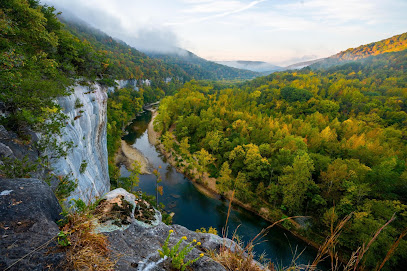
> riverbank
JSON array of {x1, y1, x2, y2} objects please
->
[
  {"x1": 146, "y1": 109, "x2": 323, "y2": 251},
  {"x1": 115, "y1": 140, "x2": 151, "y2": 174},
  {"x1": 148, "y1": 110, "x2": 221, "y2": 199}
]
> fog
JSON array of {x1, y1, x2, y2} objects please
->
[{"x1": 42, "y1": 0, "x2": 182, "y2": 54}]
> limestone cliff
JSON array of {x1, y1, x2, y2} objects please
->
[{"x1": 51, "y1": 83, "x2": 110, "y2": 202}]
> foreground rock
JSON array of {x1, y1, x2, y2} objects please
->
[
  {"x1": 99, "y1": 189, "x2": 229, "y2": 271},
  {"x1": 0, "y1": 178, "x2": 64, "y2": 270},
  {"x1": 0, "y1": 183, "x2": 235, "y2": 271}
]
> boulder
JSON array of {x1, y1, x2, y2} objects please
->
[
  {"x1": 0, "y1": 178, "x2": 65, "y2": 270},
  {"x1": 105, "y1": 221, "x2": 228, "y2": 271},
  {"x1": 96, "y1": 189, "x2": 228, "y2": 270}
]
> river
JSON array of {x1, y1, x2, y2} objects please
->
[{"x1": 120, "y1": 110, "x2": 326, "y2": 269}]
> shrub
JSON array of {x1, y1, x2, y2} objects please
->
[
  {"x1": 55, "y1": 174, "x2": 78, "y2": 200},
  {"x1": 196, "y1": 227, "x2": 218, "y2": 235},
  {"x1": 57, "y1": 200, "x2": 114, "y2": 270},
  {"x1": 0, "y1": 156, "x2": 37, "y2": 178}
]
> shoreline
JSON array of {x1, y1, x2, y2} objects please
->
[
  {"x1": 115, "y1": 140, "x2": 151, "y2": 174},
  {"x1": 146, "y1": 109, "x2": 322, "y2": 251}
]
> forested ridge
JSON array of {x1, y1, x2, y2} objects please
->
[
  {"x1": 154, "y1": 47, "x2": 407, "y2": 269},
  {"x1": 311, "y1": 32, "x2": 407, "y2": 69},
  {"x1": 333, "y1": 32, "x2": 407, "y2": 61}
]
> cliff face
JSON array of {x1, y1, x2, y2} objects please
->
[
  {"x1": 51, "y1": 83, "x2": 110, "y2": 202},
  {"x1": 108, "y1": 79, "x2": 139, "y2": 93}
]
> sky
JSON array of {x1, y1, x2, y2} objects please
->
[{"x1": 43, "y1": 0, "x2": 407, "y2": 66}]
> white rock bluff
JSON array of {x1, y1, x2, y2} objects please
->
[{"x1": 51, "y1": 83, "x2": 110, "y2": 202}]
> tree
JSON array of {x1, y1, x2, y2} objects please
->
[
  {"x1": 153, "y1": 167, "x2": 163, "y2": 207},
  {"x1": 179, "y1": 137, "x2": 190, "y2": 158},
  {"x1": 217, "y1": 162, "x2": 232, "y2": 195},
  {"x1": 202, "y1": 130, "x2": 222, "y2": 153},
  {"x1": 278, "y1": 151, "x2": 315, "y2": 214},
  {"x1": 195, "y1": 148, "x2": 215, "y2": 179},
  {"x1": 129, "y1": 161, "x2": 141, "y2": 188},
  {"x1": 161, "y1": 131, "x2": 174, "y2": 153}
]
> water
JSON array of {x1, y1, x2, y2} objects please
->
[{"x1": 121, "y1": 111, "x2": 325, "y2": 269}]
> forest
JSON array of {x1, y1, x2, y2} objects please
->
[{"x1": 154, "y1": 48, "x2": 407, "y2": 269}]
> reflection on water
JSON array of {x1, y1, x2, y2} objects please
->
[{"x1": 121, "y1": 111, "x2": 327, "y2": 269}]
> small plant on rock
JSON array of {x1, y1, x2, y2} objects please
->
[
  {"x1": 75, "y1": 98, "x2": 84, "y2": 109},
  {"x1": 196, "y1": 226, "x2": 218, "y2": 235},
  {"x1": 79, "y1": 160, "x2": 87, "y2": 174},
  {"x1": 158, "y1": 230, "x2": 204, "y2": 271}
]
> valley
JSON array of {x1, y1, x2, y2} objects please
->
[{"x1": 1, "y1": 1, "x2": 407, "y2": 270}]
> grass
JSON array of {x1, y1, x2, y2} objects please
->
[{"x1": 58, "y1": 200, "x2": 116, "y2": 271}]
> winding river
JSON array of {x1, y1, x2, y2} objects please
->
[{"x1": 121, "y1": 110, "x2": 326, "y2": 269}]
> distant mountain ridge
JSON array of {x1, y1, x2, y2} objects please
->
[
  {"x1": 221, "y1": 32, "x2": 407, "y2": 73},
  {"x1": 284, "y1": 59, "x2": 323, "y2": 70},
  {"x1": 333, "y1": 32, "x2": 407, "y2": 61},
  {"x1": 215, "y1": 60, "x2": 281, "y2": 74},
  {"x1": 146, "y1": 51, "x2": 260, "y2": 80},
  {"x1": 311, "y1": 32, "x2": 407, "y2": 69}
]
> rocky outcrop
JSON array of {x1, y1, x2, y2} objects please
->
[
  {"x1": 0, "y1": 183, "x2": 233, "y2": 271},
  {"x1": 51, "y1": 83, "x2": 110, "y2": 202},
  {"x1": 108, "y1": 79, "x2": 139, "y2": 93},
  {"x1": 98, "y1": 189, "x2": 229, "y2": 271},
  {"x1": 0, "y1": 178, "x2": 64, "y2": 270}
]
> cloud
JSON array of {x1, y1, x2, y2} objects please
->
[
  {"x1": 42, "y1": 0, "x2": 182, "y2": 53},
  {"x1": 166, "y1": 0, "x2": 267, "y2": 25},
  {"x1": 41, "y1": 0, "x2": 407, "y2": 64}
]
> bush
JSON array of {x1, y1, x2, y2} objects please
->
[
  {"x1": 0, "y1": 156, "x2": 37, "y2": 178},
  {"x1": 55, "y1": 174, "x2": 78, "y2": 200}
]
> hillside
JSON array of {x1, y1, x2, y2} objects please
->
[
  {"x1": 311, "y1": 32, "x2": 407, "y2": 69},
  {"x1": 61, "y1": 18, "x2": 190, "y2": 86},
  {"x1": 146, "y1": 51, "x2": 260, "y2": 80},
  {"x1": 333, "y1": 32, "x2": 407, "y2": 60}
]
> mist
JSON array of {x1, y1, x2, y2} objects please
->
[{"x1": 42, "y1": 0, "x2": 182, "y2": 54}]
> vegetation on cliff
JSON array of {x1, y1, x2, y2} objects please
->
[{"x1": 0, "y1": 0, "x2": 107, "y2": 137}]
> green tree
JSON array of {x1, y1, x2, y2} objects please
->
[
  {"x1": 278, "y1": 151, "x2": 315, "y2": 214},
  {"x1": 195, "y1": 148, "x2": 215, "y2": 179},
  {"x1": 161, "y1": 131, "x2": 174, "y2": 153},
  {"x1": 217, "y1": 162, "x2": 232, "y2": 195},
  {"x1": 129, "y1": 161, "x2": 141, "y2": 188},
  {"x1": 179, "y1": 137, "x2": 190, "y2": 158}
]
